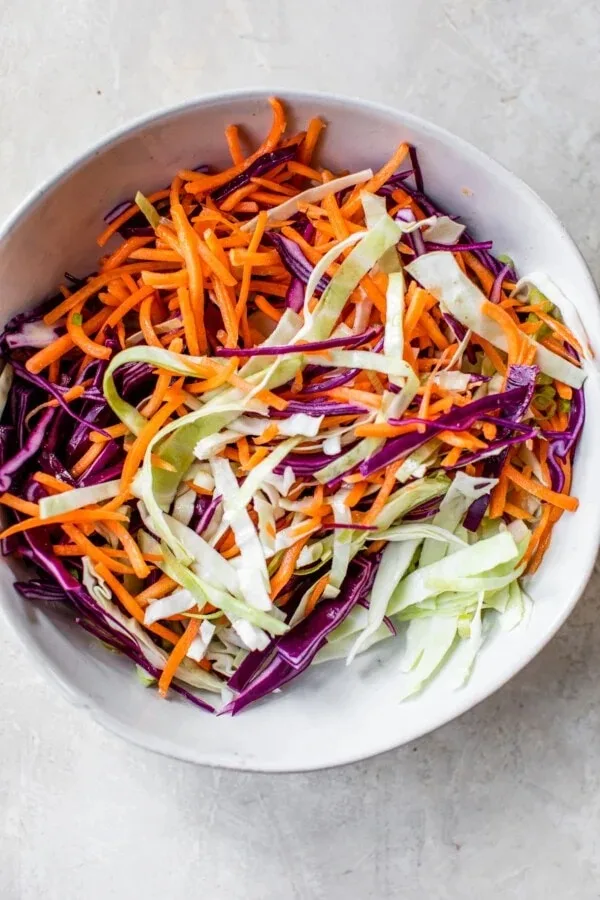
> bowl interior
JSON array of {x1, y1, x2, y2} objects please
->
[{"x1": 2, "y1": 90, "x2": 599, "y2": 771}]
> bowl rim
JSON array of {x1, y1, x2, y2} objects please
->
[{"x1": 1, "y1": 86, "x2": 599, "y2": 772}]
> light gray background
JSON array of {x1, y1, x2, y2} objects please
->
[{"x1": 1, "y1": 1, "x2": 600, "y2": 898}]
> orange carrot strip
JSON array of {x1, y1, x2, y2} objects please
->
[
  {"x1": 96, "y1": 285, "x2": 155, "y2": 337},
  {"x1": 89, "y1": 423, "x2": 130, "y2": 444},
  {"x1": 0, "y1": 493, "x2": 39, "y2": 516},
  {"x1": 61, "y1": 523, "x2": 133, "y2": 575},
  {"x1": 441, "y1": 446, "x2": 462, "y2": 467},
  {"x1": 248, "y1": 279, "x2": 289, "y2": 298},
  {"x1": 236, "y1": 210, "x2": 269, "y2": 325},
  {"x1": 304, "y1": 574, "x2": 330, "y2": 616},
  {"x1": 183, "y1": 97, "x2": 287, "y2": 192},
  {"x1": 354, "y1": 422, "x2": 420, "y2": 439},
  {"x1": 482, "y1": 300, "x2": 524, "y2": 365},
  {"x1": 230, "y1": 249, "x2": 280, "y2": 267},
  {"x1": 504, "y1": 501, "x2": 534, "y2": 521},
  {"x1": 212, "y1": 278, "x2": 239, "y2": 347},
  {"x1": 505, "y1": 465, "x2": 578, "y2": 512},
  {"x1": 198, "y1": 232, "x2": 238, "y2": 286},
  {"x1": 70, "y1": 443, "x2": 105, "y2": 478},
  {"x1": 0, "y1": 509, "x2": 128, "y2": 541},
  {"x1": 177, "y1": 286, "x2": 200, "y2": 356},
  {"x1": 404, "y1": 287, "x2": 434, "y2": 339},
  {"x1": 158, "y1": 617, "x2": 201, "y2": 697},
  {"x1": 482, "y1": 421, "x2": 497, "y2": 441},
  {"x1": 254, "y1": 294, "x2": 283, "y2": 323},
  {"x1": 299, "y1": 117, "x2": 325, "y2": 165},
  {"x1": 534, "y1": 311, "x2": 583, "y2": 355},
  {"x1": 437, "y1": 430, "x2": 487, "y2": 451},
  {"x1": 341, "y1": 143, "x2": 409, "y2": 218},
  {"x1": 43, "y1": 263, "x2": 168, "y2": 326},
  {"x1": 140, "y1": 270, "x2": 188, "y2": 290},
  {"x1": 343, "y1": 482, "x2": 368, "y2": 508},
  {"x1": 101, "y1": 236, "x2": 153, "y2": 271},
  {"x1": 105, "y1": 520, "x2": 150, "y2": 580},
  {"x1": 225, "y1": 124, "x2": 244, "y2": 165},
  {"x1": 67, "y1": 307, "x2": 111, "y2": 359},
  {"x1": 270, "y1": 537, "x2": 310, "y2": 600},
  {"x1": 328, "y1": 387, "x2": 382, "y2": 410},
  {"x1": 555, "y1": 381, "x2": 573, "y2": 401},
  {"x1": 362, "y1": 462, "x2": 401, "y2": 526},
  {"x1": 522, "y1": 504, "x2": 553, "y2": 568},
  {"x1": 33, "y1": 473, "x2": 73, "y2": 493},
  {"x1": 489, "y1": 470, "x2": 509, "y2": 518},
  {"x1": 288, "y1": 161, "x2": 324, "y2": 183},
  {"x1": 26, "y1": 308, "x2": 111, "y2": 374},
  {"x1": 322, "y1": 173, "x2": 349, "y2": 241},
  {"x1": 464, "y1": 251, "x2": 495, "y2": 296},
  {"x1": 237, "y1": 436, "x2": 250, "y2": 469},
  {"x1": 134, "y1": 574, "x2": 178, "y2": 607},
  {"x1": 171, "y1": 202, "x2": 207, "y2": 353},
  {"x1": 139, "y1": 292, "x2": 163, "y2": 348},
  {"x1": 254, "y1": 423, "x2": 279, "y2": 445},
  {"x1": 250, "y1": 176, "x2": 296, "y2": 196},
  {"x1": 120, "y1": 394, "x2": 184, "y2": 490},
  {"x1": 420, "y1": 310, "x2": 449, "y2": 350},
  {"x1": 129, "y1": 248, "x2": 182, "y2": 263},
  {"x1": 95, "y1": 563, "x2": 179, "y2": 644},
  {"x1": 186, "y1": 358, "x2": 239, "y2": 394}
]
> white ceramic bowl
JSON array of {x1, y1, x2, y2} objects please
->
[{"x1": 1, "y1": 89, "x2": 599, "y2": 772}]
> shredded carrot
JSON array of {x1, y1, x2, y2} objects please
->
[
  {"x1": 0, "y1": 493, "x2": 40, "y2": 516},
  {"x1": 482, "y1": 300, "x2": 525, "y2": 365},
  {"x1": 489, "y1": 470, "x2": 509, "y2": 518},
  {"x1": 225, "y1": 124, "x2": 244, "y2": 165},
  {"x1": 105, "y1": 521, "x2": 150, "y2": 580},
  {"x1": 187, "y1": 357, "x2": 239, "y2": 394},
  {"x1": 441, "y1": 446, "x2": 462, "y2": 467},
  {"x1": 270, "y1": 537, "x2": 309, "y2": 600},
  {"x1": 95, "y1": 563, "x2": 179, "y2": 644},
  {"x1": 0, "y1": 509, "x2": 128, "y2": 542},
  {"x1": 70, "y1": 443, "x2": 106, "y2": 478},
  {"x1": 341, "y1": 143, "x2": 409, "y2": 218},
  {"x1": 344, "y1": 482, "x2": 369, "y2": 508},
  {"x1": 503, "y1": 501, "x2": 534, "y2": 521},
  {"x1": 522, "y1": 504, "x2": 553, "y2": 568},
  {"x1": 328, "y1": 387, "x2": 382, "y2": 410},
  {"x1": 254, "y1": 294, "x2": 283, "y2": 322},
  {"x1": 504, "y1": 464, "x2": 578, "y2": 512},
  {"x1": 304, "y1": 574, "x2": 330, "y2": 616},
  {"x1": 299, "y1": 117, "x2": 325, "y2": 166},
  {"x1": 437, "y1": 430, "x2": 487, "y2": 451},
  {"x1": 102, "y1": 236, "x2": 153, "y2": 271},
  {"x1": 43, "y1": 263, "x2": 168, "y2": 326},
  {"x1": 254, "y1": 423, "x2": 279, "y2": 445},
  {"x1": 362, "y1": 462, "x2": 401, "y2": 526},
  {"x1": 182, "y1": 97, "x2": 287, "y2": 193},
  {"x1": 121, "y1": 393, "x2": 184, "y2": 491},
  {"x1": 534, "y1": 310, "x2": 583, "y2": 355},
  {"x1": 158, "y1": 618, "x2": 201, "y2": 697},
  {"x1": 171, "y1": 202, "x2": 207, "y2": 353},
  {"x1": 26, "y1": 307, "x2": 111, "y2": 374},
  {"x1": 135, "y1": 575, "x2": 178, "y2": 607},
  {"x1": 33, "y1": 473, "x2": 73, "y2": 493},
  {"x1": 96, "y1": 284, "x2": 155, "y2": 338}
]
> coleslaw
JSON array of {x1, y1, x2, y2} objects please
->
[{"x1": 0, "y1": 97, "x2": 588, "y2": 713}]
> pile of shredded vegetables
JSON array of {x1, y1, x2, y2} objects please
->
[{"x1": 0, "y1": 97, "x2": 589, "y2": 712}]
